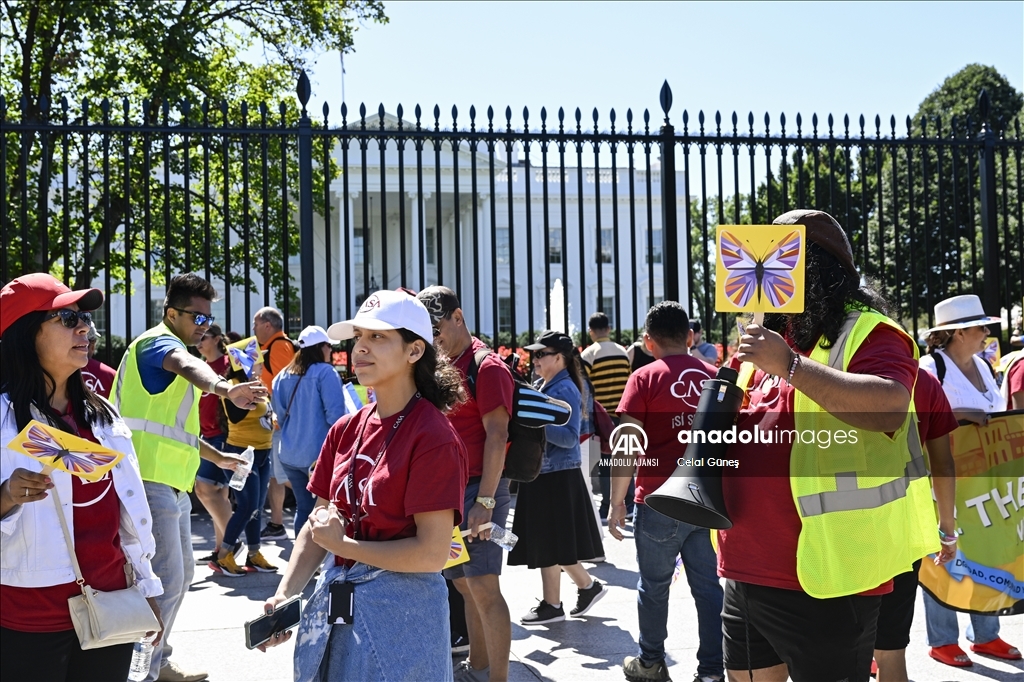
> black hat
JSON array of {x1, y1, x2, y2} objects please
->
[
  {"x1": 416, "y1": 285, "x2": 461, "y2": 325},
  {"x1": 689, "y1": 319, "x2": 702, "y2": 333},
  {"x1": 525, "y1": 330, "x2": 575, "y2": 353}
]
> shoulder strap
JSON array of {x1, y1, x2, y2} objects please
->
[
  {"x1": 466, "y1": 348, "x2": 492, "y2": 400},
  {"x1": 932, "y1": 351, "x2": 946, "y2": 384},
  {"x1": 280, "y1": 372, "x2": 307, "y2": 427},
  {"x1": 264, "y1": 336, "x2": 296, "y2": 375},
  {"x1": 51, "y1": 486, "x2": 86, "y2": 588}
]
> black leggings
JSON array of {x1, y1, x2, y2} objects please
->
[{"x1": 0, "y1": 627, "x2": 133, "y2": 682}]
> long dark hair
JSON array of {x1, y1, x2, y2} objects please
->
[
  {"x1": 0, "y1": 310, "x2": 115, "y2": 433},
  {"x1": 555, "y1": 348, "x2": 589, "y2": 420},
  {"x1": 284, "y1": 343, "x2": 327, "y2": 376},
  {"x1": 763, "y1": 243, "x2": 893, "y2": 352},
  {"x1": 397, "y1": 329, "x2": 466, "y2": 411}
]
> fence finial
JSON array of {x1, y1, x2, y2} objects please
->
[
  {"x1": 660, "y1": 81, "x2": 672, "y2": 122},
  {"x1": 297, "y1": 71, "x2": 311, "y2": 114}
]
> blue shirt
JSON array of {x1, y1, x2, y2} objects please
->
[
  {"x1": 136, "y1": 334, "x2": 185, "y2": 395},
  {"x1": 271, "y1": 363, "x2": 350, "y2": 469},
  {"x1": 536, "y1": 369, "x2": 582, "y2": 475}
]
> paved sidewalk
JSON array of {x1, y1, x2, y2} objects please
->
[{"x1": 172, "y1": 505, "x2": 1023, "y2": 682}]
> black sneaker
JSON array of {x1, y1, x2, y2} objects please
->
[
  {"x1": 451, "y1": 633, "x2": 470, "y2": 655},
  {"x1": 520, "y1": 600, "x2": 565, "y2": 624},
  {"x1": 623, "y1": 656, "x2": 671, "y2": 682},
  {"x1": 570, "y1": 579, "x2": 607, "y2": 617},
  {"x1": 260, "y1": 522, "x2": 287, "y2": 540}
]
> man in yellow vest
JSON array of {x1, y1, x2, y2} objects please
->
[
  {"x1": 114, "y1": 273, "x2": 266, "y2": 682},
  {"x1": 718, "y1": 210, "x2": 938, "y2": 682}
]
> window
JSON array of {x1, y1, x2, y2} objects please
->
[
  {"x1": 150, "y1": 299, "x2": 165, "y2": 325},
  {"x1": 90, "y1": 305, "x2": 107, "y2": 335},
  {"x1": 650, "y1": 229, "x2": 663, "y2": 264},
  {"x1": 600, "y1": 297, "x2": 615, "y2": 329},
  {"x1": 354, "y1": 232, "x2": 366, "y2": 293},
  {"x1": 596, "y1": 227, "x2": 613, "y2": 263},
  {"x1": 648, "y1": 294, "x2": 664, "y2": 309},
  {"x1": 498, "y1": 297, "x2": 512, "y2": 333},
  {"x1": 425, "y1": 227, "x2": 436, "y2": 265},
  {"x1": 547, "y1": 226, "x2": 562, "y2": 264},
  {"x1": 496, "y1": 228, "x2": 510, "y2": 265}
]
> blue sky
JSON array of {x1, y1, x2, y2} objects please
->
[{"x1": 305, "y1": 1, "x2": 1023, "y2": 133}]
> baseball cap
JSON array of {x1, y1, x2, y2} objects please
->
[
  {"x1": 298, "y1": 325, "x2": 332, "y2": 347},
  {"x1": 0, "y1": 273, "x2": 104, "y2": 338},
  {"x1": 416, "y1": 285, "x2": 461, "y2": 325},
  {"x1": 327, "y1": 289, "x2": 433, "y2": 343},
  {"x1": 525, "y1": 329, "x2": 576, "y2": 353},
  {"x1": 772, "y1": 209, "x2": 858, "y2": 279}
]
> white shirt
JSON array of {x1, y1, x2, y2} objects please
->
[
  {"x1": 920, "y1": 349, "x2": 1006, "y2": 413},
  {"x1": 1, "y1": 395, "x2": 163, "y2": 597}
]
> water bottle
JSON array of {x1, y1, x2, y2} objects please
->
[
  {"x1": 487, "y1": 524, "x2": 518, "y2": 551},
  {"x1": 128, "y1": 634, "x2": 156, "y2": 681},
  {"x1": 228, "y1": 446, "x2": 255, "y2": 491}
]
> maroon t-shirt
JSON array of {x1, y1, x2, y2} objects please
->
[
  {"x1": 308, "y1": 399, "x2": 467, "y2": 567},
  {"x1": 914, "y1": 368, "x2": 958, "y2": 443},
  {"x1": 1008, "y1": 357, "x2": 1024, "y2": 406},
  {"x1": 616, "y1": 354, "x2": 717, "y2": 504},
  {"x1": 446, "y1": 338, "x2": 515, "y2": 477},
  {"x1": 82, "y1": 357, "x2": 117, "y2": 399},
  {"x1": 717, "y1": 325, "x2": 919, "y2": 596},
  {"x1": 199, "y1": 355, "x2": 230, "y2": 438},
  {"x1": 0, "y1": 411, "x2": 126, "y2": 632}
]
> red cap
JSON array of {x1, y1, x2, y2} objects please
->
[{"x1": 0, "y1": 273, "x2": 104, "y2": 338}]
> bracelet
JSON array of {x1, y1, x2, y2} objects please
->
[
  {"x1": 940, "y1": 538, "x2": 958, "y2": 546},
  {"x1": 938, "y1": 527, "x2": 958, "y2": 542},
  {"x1": 787, "y1": 352, "x2": 801, "y2": 384}
]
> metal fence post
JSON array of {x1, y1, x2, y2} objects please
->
[
  {"x1": 297, "y1": 71, "x2": 315, "y2": 326},
  {"x1": 658, "y1": 81, "x2": 680, "y2": 303},
  {"x1": 976, "y1": 89, "x2": 1000, "y2": 318}
]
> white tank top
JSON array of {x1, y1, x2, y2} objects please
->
[{"x1": 920, "y1": 349, "x2": 1006, "y2": 413}]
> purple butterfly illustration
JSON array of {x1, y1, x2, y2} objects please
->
[
  {"x1": 720, "y1": 230, "x2": 802, "y2": 309},
  {"x1": 22, "y1": 425, "x2": 118, "y2": 476}
]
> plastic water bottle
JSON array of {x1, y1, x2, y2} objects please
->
[
  {"x1": 228, "y1": 446, "x2": 255, "y2": 491},
  {"x1": 128, "y1": 634, "x2": 156, "y2": 681},
  {"x1": 488, "y1": 524, "x2": 518, "y2": 551}
]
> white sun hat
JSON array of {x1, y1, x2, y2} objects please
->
[
  {"x1": 297, "y1": 325, "x2": 331, "y2": 347},
  {"x1": 924, "y1": 294, "x2": 1001, "y2": 334},
  {"x1": 327, "y1": 289, "x2": 433, "y2": 343}
]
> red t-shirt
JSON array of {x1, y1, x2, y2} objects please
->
[
  {"x1": 199, "y1": 355, "x2": 230, "y2": 438},
  {"x1": 1008, "y1": 357, "x2": 1024, "y2": 406},
  {"x1": 82, "y1": 357, "x2": 117, "y2": 399},
  {"x1": 446, "y1": 338, "x2": 515, "y2": 477},
  {"x1": 308, "y1": 398, "x2": 468, "y2": 567},
  {"x1": 616, "y1": 354, "x2": 717, "y2": 503},
  {"x1": 0, "y1": 412, "x2": 126, "y2": 632},
  {"x1": 914, "y1": 368, "x2": 958, "y2": 443},
  {"x1": 717, "y1": 325, "x2": 919, "y2": 595}
]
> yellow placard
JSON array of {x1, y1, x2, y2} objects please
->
[
  {"x1": 443, "y1": 526, "x2": 471, "y2": 570},
  {"x1": 7, "y1": 420, "x2": 124, "y2": 482},
  {"x1": 715, "y1": 225, "x2": 805, "y2": 314},
  {"x1": 980, "y1": 336, "x2": 1001, "y2": 368},
  {"x1": 226, "y1": 336, "x2": 264, "y2": 379}
]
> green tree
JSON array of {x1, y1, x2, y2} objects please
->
[{"x1": 1, "y1": 0, "x2": 386, "y2": 308}]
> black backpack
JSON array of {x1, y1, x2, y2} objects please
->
[
  {"x1": 466, "y1": 348, "x2": 572, "y2": 482},
  {"x1": 931, "y1": 351, "x2": 996, "y2": 385},
  {"x1": 263, "y1": 336, "x2": 299, "y2": 375}
]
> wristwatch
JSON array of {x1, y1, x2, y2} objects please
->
[{"x1": 476, "y1": 496, "x2": 496, "y2": 510}]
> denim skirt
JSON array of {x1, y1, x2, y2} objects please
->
[{"x1": 294, "y1": 559, "x2": 452, "y2": 682}]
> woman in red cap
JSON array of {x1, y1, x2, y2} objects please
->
[{"x1": 0, "y1": 273, "x2": 163, "y2": 681}]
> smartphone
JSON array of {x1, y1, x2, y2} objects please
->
[{"x1": 244, "y1": 596, "x2": 302, "y2": 650}]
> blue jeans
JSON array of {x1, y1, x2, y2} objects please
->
[
  {"x1": 281, "y1": 462, "x2": 316, "y2": 535},
  {"x1": 634, "y1": 503, "x2": 724, "y2": 678},
  {"x1": 143, "y1": 482, "x2": 194, "y2": 681},
  {"x1": 923, "y1": 592, "x2": 1000, "y2": 647},
  {"x1": 222, "y1": 444, "x2": 272, "y2": 548}
]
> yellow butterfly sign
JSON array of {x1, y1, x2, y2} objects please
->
[
  {"x1": 226, "y1": 336, "x2": 264, "y2": 379},
  {"x1": 7, "y1": 420, "x2": 124, "y2": 482},
  {"x1": 444, "y1": 527, "x2": 471, "y2": 570},
  {"x1": 715, "y1": 225, "x2": 806, "y2": 317}
]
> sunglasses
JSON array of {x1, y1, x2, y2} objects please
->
[
  {"x1": 46, "y1": 309, "x2": 93, "y2": 328},
  {"x1": 532, "y1": 350, "x2": 558, "y2": 359},
  {"x1": 169, "y1": 307, "x2": 215, "y2": 326}
]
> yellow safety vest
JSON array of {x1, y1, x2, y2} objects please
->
[
  {"x1": 113, "y1": 322, "x2": 202, "y2": 491},
  {"x1": 739, "y1": 309, "x2": 939, "y2": 598}
]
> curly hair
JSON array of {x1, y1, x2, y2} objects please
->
[
  {"x1": 397, "y1": 329, "x2": 466, "y2": 411},
  {"x1": 763, "y1": 242, "x2": 893, "y2": 352}
]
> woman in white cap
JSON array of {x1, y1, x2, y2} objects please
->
[
  {"x1": 919, "y1": 294, "x2": 1019, "y2": 667},
  {"x1": 261, "y1": 289, "x2": 468, "y2": 681},
  {"x1": 271, "y1": 325, "x2": 348, "y2": 534}
]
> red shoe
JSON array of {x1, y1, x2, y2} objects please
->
[
  {"x1": 869, "y1": 658, "x2": 878, "y2": 677},
  {"x1": 929, "y1": 644, "x2": 973, "y2": 667},
  {"x1": 971, "y1": 638, "x2": 1022, "y2": 660}
]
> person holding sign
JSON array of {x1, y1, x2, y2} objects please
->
[
  {"x1": 917, "y1": 294, "x2": 1020, "y2": 667},
  {"x1": 719, "y1": 210, "x2": 937, "y2": 682},
  {"x1": 0, "y1": 274, "x2": 163, "y2": 682},
  {"x1": 260, "y1": 289, "x2": 468, "y2": 681}
]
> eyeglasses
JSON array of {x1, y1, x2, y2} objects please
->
[
  {"x1": 169, "y1": 307, "x2": 215, "y2": 326},
  {"x1": 46, "y1": 309, "x2": 93, "y2": 329},
  {"x1": 532, "y1": 350, "x2": 558, "y2": 359}
]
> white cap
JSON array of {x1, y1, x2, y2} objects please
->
[
  {"x1": 297, "y1": 325, "x2": 331, "y2": 347},
  {"x1": 327, "y1": 290, "x2": 433, "y2": 343}
]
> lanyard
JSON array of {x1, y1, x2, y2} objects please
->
[{"x1": 341, "y1": 392, "x2": 420, "y2": 540}]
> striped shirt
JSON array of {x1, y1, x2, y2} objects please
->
[{"x1": 580, "y1": 338, "x2": 631, "y2": 412}]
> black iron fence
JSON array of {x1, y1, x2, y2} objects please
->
[{"x1": 2, "y1": 74, "x2": 1022, "y2": 366}]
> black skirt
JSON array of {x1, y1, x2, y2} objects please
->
[{"x1": 508, "y1": 466, "x2": 605, "y2": 569}]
